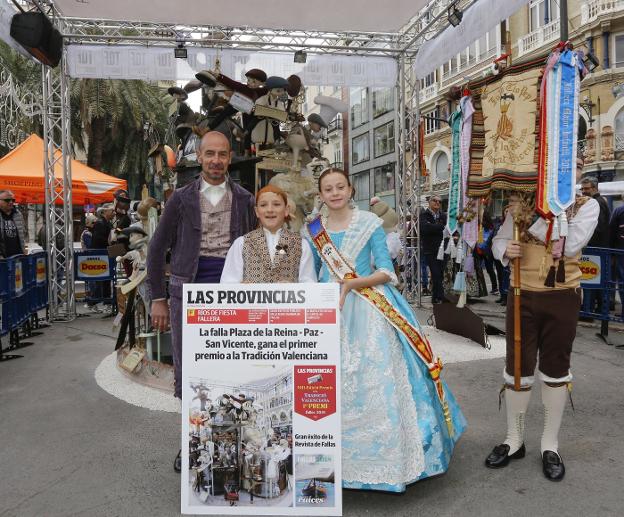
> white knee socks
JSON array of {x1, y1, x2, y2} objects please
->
[
  {"x1": 503, "y1": 388, "x2": 532, "y2": 454},
  {"x1": 541, "y1": 382, "x2": 568, "y2": 455}
]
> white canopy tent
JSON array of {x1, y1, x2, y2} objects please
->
[
  {"x1": 0, "y1": 0, "x2": 529, "y2": 318},
  {"x1": 53, "y1": 0, "x2": 429, "y2": 33}
]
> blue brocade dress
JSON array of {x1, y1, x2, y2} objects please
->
[{"x1": 308, "y1": 209, "x2": 466, "y2": 492}]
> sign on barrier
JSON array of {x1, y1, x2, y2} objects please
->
[
  {"x1": 579, "y1": 254, "x2": 601, "y2": 285},
  {"x1": 14, "y1": 261, "x2": 23, "y2": 294},
  {"x1": 76, "y1": 254, "x2": 111, "y2": 280},
  {"x1": 36, "y1": 257, "x2": 46, "y2": 284}
]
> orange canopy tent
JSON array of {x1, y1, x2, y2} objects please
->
[{"x1": 0, "y1": 134, "x2": 127, "y2": 205}]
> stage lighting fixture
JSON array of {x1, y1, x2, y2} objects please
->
[
  {"x1": 174, "y1": 44, "x2": 187, "y2": 59},
  {"x1": 448, "y1": 3, "x2": 463, "y2": 27}
]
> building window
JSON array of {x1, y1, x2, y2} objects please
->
[
  {"x1": 333, "y1": 147, "x2": 343, "y2": 165},
  {"x1": 433, "y1": 151, "x2": 450, "y2": 181},
  {"x1": 459, "y1": 48, "x2": 468, "y2": 69},
  {"x1": 374, "y1": 163, "x2": 395, "y2": 194},
  {"x1": 478, "y1": 34, "x2": 488, "y2": 60},
  {"x1": 352, "y1": 133, "x2": 370, "y2": 164},
  {"x1": 468, "y1": 42, "x2": 477, "y2": 66},
  {"x1": 350, "y1": 87, "x2": 368, "y2": 128},
  {"x1": 420, "y1": 72, "x2": 436, "y2": 90},
  {"x1": 374, "y1": 121, "x2": 395, "y2": 158},
  {"x1": 529, "y1": 0, "x2": 557, "y2": 31},
  {"x1": 352, "y1": 170, "x2": 370, "y2": 201},
  {"x1": 615, "y1": 34, "x2": 624, "y2": 68},
  {"x1": 477, "y1": 26, "x2": 499, "y2": 60},
  {"x1": 487, "y1": 26, "x2": 498, "y2": 55},
  {"x1": 372, "y1": 88, "x2": 394, "y2": 118},
  {"x1": 423, "y1": 107, "x2": 440, "y2": 135}
]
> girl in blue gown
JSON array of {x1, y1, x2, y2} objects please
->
[{"x1": 306, "y1": 169, "x2": 466, "y2": 492}]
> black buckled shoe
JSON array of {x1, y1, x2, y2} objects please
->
[
  {"x1": 542, "y1": 450, "x2": 565, "y2": 481},
  {"x1": 174, "y1": 449, "x2": 182, "y2": 473},
  {"x1": 485, "y1": 443, "x2": 526, "y2": 468}
]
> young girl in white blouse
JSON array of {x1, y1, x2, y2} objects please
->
[{"x1": 220, "y1": 185, "x2": 316, "y2": 283}]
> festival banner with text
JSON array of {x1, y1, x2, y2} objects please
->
[{"x1": 182, "y1": 283, "x2": 342, "y2": 516}]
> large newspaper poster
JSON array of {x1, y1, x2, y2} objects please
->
[{"x1": 182, "y1": 283, "x2": 342, "y2": 516}]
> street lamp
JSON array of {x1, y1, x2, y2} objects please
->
[{"x1": 579, "y1": 96, "x2": 596, "y2": 127}]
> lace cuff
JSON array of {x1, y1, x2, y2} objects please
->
[{"x1": 376, "y1": 267, "x2": 399, "y2": 286}]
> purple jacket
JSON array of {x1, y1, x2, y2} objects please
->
[{"x1": 147, "y1": 177, "x2": 257, "y2": 299}]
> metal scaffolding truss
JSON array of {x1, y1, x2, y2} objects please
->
[
  {"x1": 41, "y1": 53, "x2": 75, "y2": 321},
  {"x1": 63, "y1": 19, "x2": 401, "y2": 56},
  {"x1": 396, "y1": 55, "x2": 422, "y2": 303},
  {"x1": 37, "y1": 1, "x2": 75, "y2": 320},
  {"x1": 6, "y1": 0, "x2": 480, "y2": 315}
]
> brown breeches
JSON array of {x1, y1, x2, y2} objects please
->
[{"x1": 505, "y1": 288, "x2": 581, "y2": 382}]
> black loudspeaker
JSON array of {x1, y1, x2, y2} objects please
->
[{"x1": 10, "y1": 12, "x2": 62, "y2": 68}]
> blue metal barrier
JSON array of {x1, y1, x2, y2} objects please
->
[
  {"x1": 74, "y1": 250, "x2": 117, "y2": 314},
  {"x1": 579, "y1": 246, "x2": 624, "y2": 348},
  {"x1": 0, "y1": 253, "x2": 50, "y2": 359}
]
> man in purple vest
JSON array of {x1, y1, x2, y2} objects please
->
[{"x1": 147, "y1": 131, "x2": 256, "y2": 469}]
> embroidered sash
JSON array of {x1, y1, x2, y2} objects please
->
[
  {"x1": 446, "y1": 109, "x2": 463, "y2": 236},
  {"x1": 554, "y1": 50, "x2": 581, "y2": 212},
  {"x1": 536, "y1": 51, "x2": 560, "y2": 218},
  {"x1": 460, "y1": 96, "x2": 478, "y2": 250},
  {"x1": 307, "y1": 216, "x2": 454, "y2": 437}
]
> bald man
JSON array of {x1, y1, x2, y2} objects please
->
[{"x1": 147, "y1": 131, "x2": 256, "y2": 409}]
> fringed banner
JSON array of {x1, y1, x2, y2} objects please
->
[{"x1": 467, "y1": 58, "x2": 546, "y2": 196}]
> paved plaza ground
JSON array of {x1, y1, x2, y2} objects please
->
[{"x1": 1, "y1": 296, "x2": 623, "y2": 517}]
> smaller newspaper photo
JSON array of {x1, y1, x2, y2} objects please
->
[{"x1": 182, "y1": 283, "x2": 342, "y2": 516}]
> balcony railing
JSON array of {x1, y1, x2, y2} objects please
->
[
  {"x1": 419, "y1": 83, "x2": 438, "y2": 103},
  {"x1": 517, "y1": 19, "x2": 560, "y2": 57},
  {"x1": 327, "y1": 118, "x2": 343, "y2": 133},
  {"x1": 439, "y1": 47, "x2": 499, "y2": 88},
  {"x1": 581, "y1": 0, "x2": 624, "y2": 24}
]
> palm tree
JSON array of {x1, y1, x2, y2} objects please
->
[{"x1": 70, "y1": 78, "x2": 171, "y2": 196}]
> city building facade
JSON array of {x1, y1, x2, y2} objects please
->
[
  {"x1": 347, "y1": 86, "x2": 398, "y2": 210},
  {"x1": 418, "y1": 0, "x2": 624, "y2": 214}
]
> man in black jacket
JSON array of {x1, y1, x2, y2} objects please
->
[
  {"x1": 580, "y1": 175, "x2": 610, "y2": 315},
  {"x1": 420, "y1": 196, "x2": 447, "y2": 303},
  {"x1": 91, "y1": 204, "x2": 114, "y2": 249},
  {"x1": 0, "y1": 190, "x2": 26, "y2": 258},
  {"x1": 580, "y1": 176, "x2": 610, "y2": 247},
  {"x1": 90, "y1": 203, "x2": 115, "y2": 311}
]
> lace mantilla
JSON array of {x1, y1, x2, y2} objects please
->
[{"x1": 340, "y1": 209, "x2": 383, "y2": 263}]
